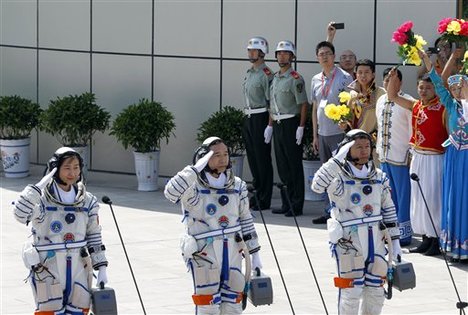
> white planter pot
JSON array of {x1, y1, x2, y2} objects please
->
[
  {"x1": 230, "y1": 155, "x2": 244, "y2": 178},
  {"x1": 133, "y1": 150, "x2": 160, "y2": 191},
  {"x1": 303, "y1": 159, "x2": 325, "y2": 201},
  {"x1": 69, "y1": 145, "x2": 89, "y2": 181},
  {"x1": 0, "y1": 138, "x2": 31, "y2": 178}
]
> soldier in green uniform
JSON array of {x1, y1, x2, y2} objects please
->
[
  {"x1": 269, "y1": 40, "x2": 308, "y2": 217},
  {"x1": 242, "y1": 37, "x2": 275, "y2": 210}
]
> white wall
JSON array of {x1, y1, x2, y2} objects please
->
[{"x1": 0, "y1": 0, "x2": 458, "y2": 179}]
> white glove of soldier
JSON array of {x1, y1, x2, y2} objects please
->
[
  {"x1": 264, "y1": 125, "x2": 273, "y2": 144},
  {"x1": 35, "y1": 168, "x2": 57, "y2": 190},
  {"x1": 295, "y1": 126, "x2": 304, "y2": 145},
  {"x1": 334, "y1": 140, "x2": 355, "y2": 162},
  {"x1": 251, "y1": 251, "x2": 263, "y2": 271},
  {"x1": 193, "y1": 150, "x2": 214, "y2": 173},
  {"x1": 392, "y1": 239, "x2": 402, "y2": 262},
  {"x1": 97, "y1": 266, "x2": 108, "y2": 286}
]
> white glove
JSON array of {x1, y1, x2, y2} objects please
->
[
  {"x1": 327, "y1": 217, "x2": 343, "y2": 244},
  {"x1": 97, "y1": 266, "x2": 108, "y2": 286},
  {"x1": 295, "y1": 126, "x2": 304, "y2": 145},
  {"x1": 35, "y1": 168, "x2": 57, "y2": 190},
  {"x1": 334, "y1": 140, "x2": 355, "y2": 162},
  {"x1": 392, "y1": 239, "x2": 402, "y2": 262},
  {"x1": 180, "y1": 234, "x2": 198, "y2": 259},
  {"x1": 264, "y1": 125, "x2": 273, "y2": 144},
  {"x1": 193, "y1": 150, "x2": 214, "y2": 173},
  {"x1": 251, "y1": 251, "x2": 263, "y2": 271}
]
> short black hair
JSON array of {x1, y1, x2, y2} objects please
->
[
  {"x1": 315, "y1": 41, "x2": 335, "y2": 55},
  {"x1": 418, "y1": 74, "x2": 433, "y2": 84},
  {"x1": 355, "y1": 59, "x2": 375, "y2": 73},
  {"x1": 383, "y1": 67, "x2": 402, "y2": 81}
]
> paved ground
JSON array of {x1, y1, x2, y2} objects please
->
[{"x1": 1, "y1": 165, "x2": 467, "y2": 315}]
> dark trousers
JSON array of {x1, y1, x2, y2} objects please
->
[
  {"x1": 272, "y1": 116, "x2": 304, "y2": 213},
  {"x1": 242, "y1": 112, "x2": 273, "y2": 208}
]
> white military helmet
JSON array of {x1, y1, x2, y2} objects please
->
[
  {"x1": 275, "y1": 40, "x2": 296, "y2": 56},
  {"x1": 247, "y1": 37, "x2": 269, "y2": 54}
]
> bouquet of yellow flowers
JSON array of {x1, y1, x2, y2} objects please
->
[
  {"x1": 324, "y1": 91, "x2": 352, "y2": 123},
  {"x1": 391, "y1": 21, "x2": 426, "y2": 66}
]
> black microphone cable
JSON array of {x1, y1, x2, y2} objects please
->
[
  {"x1": 276, "y1": 183, "x2": 329, "y2": 315},
  {"x1": 102, "y1": 196, "x2": 147, "y2": 315},
  {"x1": 247, "y1": 185, "x2": 295, "y2": 314},
  {"x1": 410, "y1": 173, "x2": 466, "y2": 315}
]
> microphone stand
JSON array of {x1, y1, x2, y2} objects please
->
[
  {"x1": 276, "y1": 183, "x2": 329, "y2": 315},
  {"x1": 410, "y1": 174, "x2": 466, "y2": 315},
  {"x1": 102, "y1": 196, "x2": 147, "y2": 315},
  {"x1": 248, "y1": 186, "x2": 295, "y2": 314}
]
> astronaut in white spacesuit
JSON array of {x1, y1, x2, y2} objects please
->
[
  {"x1": 312, "y1": 129, "x2": 402, "y2": 315},
  {"x1": 164, "y1": 137, "x2": 262, "y2": 315},
  {"x1": 14, "y1": 147, "x2": 108, "y2": 315}
]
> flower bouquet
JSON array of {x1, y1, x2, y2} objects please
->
[
  {"x1": 324, "y1": 92, "x2": 352, "y2": 124},
  {"x1": 438, "y1": 18, "x2": 468, "y2": 44},
  {"x1": 461, "y1": 51, "x2": 468, "y2": 75},
  {"x1": 391, "y1": 21, "x2": 426, "y2": 66}
]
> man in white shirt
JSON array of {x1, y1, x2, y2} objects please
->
[
  {"x1": 310, "y1": 41, "x2": 354, "y2": 224},
  {"x1": 375, "y1": 67, "x2": 415, "y2": 246}
]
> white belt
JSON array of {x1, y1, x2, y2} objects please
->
[
  {"x1": 193, "y1": 225, "x2": 242, "y2": 240},
  {"x1": 244, "y1": 107, "x2": 267, "y2": 116},
  {"x1": 34, "y1": 240, "x2": 87, "y2": 251},
  {"x1": 340, "y1": 215, "x2": 383, "y2": 227},
  {"x1": 272, "y1": 113, "x2": 295, "y2": 121}
]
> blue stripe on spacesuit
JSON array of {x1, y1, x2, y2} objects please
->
[
  {"x1": 367, "y1": 226, "x2": 375, "y2": 263},
  {"x1": 220, "y1": 238, "x2": 230, "y2": 283},
  {"x1": 199, "y1": 189, "x2": 240, "y2": 194},
  {"x1": 196, "y1": 282, "x2": 219, "y2": 289},
  {"x1": 64, "y1": 256, "x2": 72, "y2": 306}
]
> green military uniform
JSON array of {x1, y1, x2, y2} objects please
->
[
  {"x1": 269, "y1": 67, "x2": 308, "y2": 215},
  {"x1": 242, "y1": 63, "x2": 274, "y2": 209}
]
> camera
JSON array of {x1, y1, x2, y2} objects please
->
[
  {"x1": 331, "y1": 23, "x2": 345, "y2": 30},
  {"x1": 427, "y1": 47, "x2": 439, "y2": 54}
]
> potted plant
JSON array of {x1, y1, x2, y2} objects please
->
[
  {"x1": 110, "y1": 98, "x2": 176, "y2": 191},
  {"x1": 0, "y1": 95, "x2": 42, "y2": 178},
  {"x1": 40, "y1": 92, "x2": 111, "y2": 178},
  {"x1": 196, "y1": 106, "x2": 245, "y2": 177},
  {"x1": 302, "y1": 107, "x2": 324, "y2": 201}
]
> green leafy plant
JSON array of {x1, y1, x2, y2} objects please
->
[
  {"x1": 0, "y1": 95, "x2": 42, "y2": 139},
  {"x1": 197, "y1": 106, "x2": 245, "y2": 156},
  {"x1": 303, "y1": 106, "x2": 320, "y2": 161},
  {"x1": 40, "y1": 92, "x2": 110, "y2": 146},
  {"x1": 110, "y1": 99, "x2": 176, "y2": 152}
]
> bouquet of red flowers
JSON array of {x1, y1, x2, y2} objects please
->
[
  {"x1": 392, "y1": 21, "x2": 426, "y2": 66},
  {"x1": 438, "y1": 18, "x2": 468, "y2": 43}
]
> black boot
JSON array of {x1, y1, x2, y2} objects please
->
[
  {"x1": 424, "y1": 237, "x2": 441, "y2": 256},
  {"x1": 409, "y1": 235, "x2": 431, "y2": 253}
]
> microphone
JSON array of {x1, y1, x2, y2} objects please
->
[
  {"x1": 410, "y1": 173, "x2": 419, "y2": 182},
  {"x1": 102, "y1": 196, "x2": 112, "y2": 205}
]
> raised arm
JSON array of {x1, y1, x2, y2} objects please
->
[
  {"x1": 326, "y1": 21, "x2": 336, "y2": 43},
  {"x1": 386, "y1": 68, "x2": 413, "y2": 110}
]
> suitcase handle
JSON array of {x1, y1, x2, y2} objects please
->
[{"x1": 255, "y1": 267, "x2": 261, "y2": 277}]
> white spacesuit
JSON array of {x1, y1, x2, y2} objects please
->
[
  {"x1": 13, "y1": 147, "x2": 108, "y2": 315},
  {"x1": 312, "y1": 130, "x2": 401, "y2": 315},
  {"x1": 165, "y1": 137, "x2": 261, "y2": 315}
]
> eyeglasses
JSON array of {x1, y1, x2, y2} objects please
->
[
  {"x1": 340, "y1": 55, "x2": 356, "y2": 60},
  {"x1": 317, "y1": 51, "x2": 334, "y2": 58}
]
